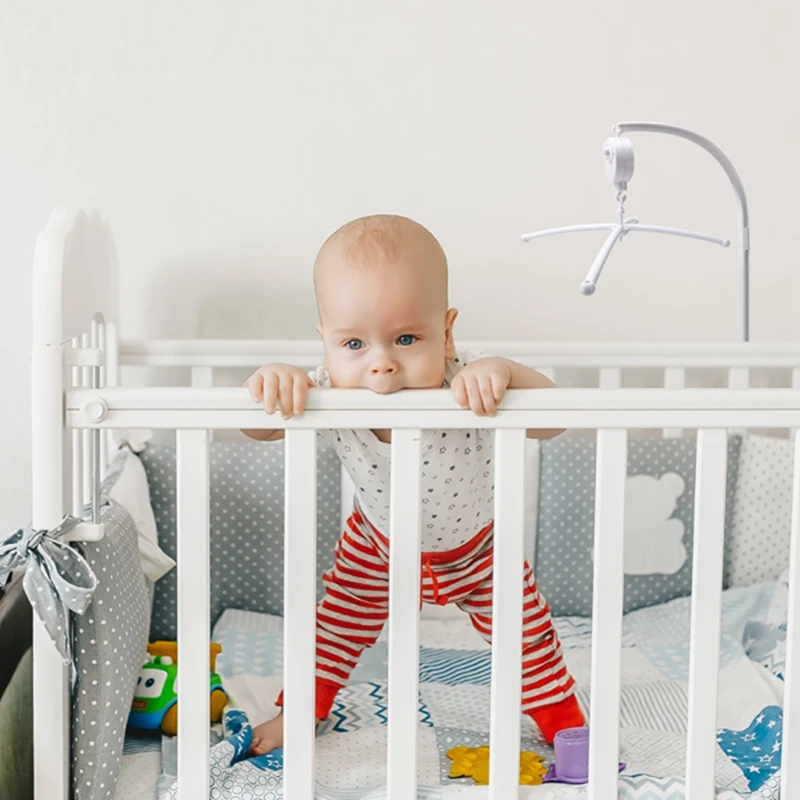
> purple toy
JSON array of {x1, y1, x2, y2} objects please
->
[{"x1": 543, "y1": 727, "x2": 625, "y2": 784}]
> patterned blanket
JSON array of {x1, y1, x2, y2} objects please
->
[{"x1": 156, "y1": 575, "x2": 789, "y2": 799}]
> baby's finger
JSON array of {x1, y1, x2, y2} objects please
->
[
  {"x1": 292, "y1": 374, "x2": 308, "y2": 416},
  {"x1": 451, "y1": 375, "x2": 469, "y2": 408},
  {"x1": 479, "y1": 379, "x2": 497, "y2": 416},
  {"x1": 278, "y1": 375, "x2": 294, "y2": 418},
  {"x1": 247, "y1": 373, "x2": 264, "y2": 403},
  {"x1": 490, "y1": 372, "x2": 507, "y2": 404},
  {"x1": 465, "y1": 376, "x2": 487, "y2": 416},
  {"x1": 262, "y1": 373, "x2": 278, "y2": 414}
]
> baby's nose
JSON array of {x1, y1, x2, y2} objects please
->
[{"x1": 370, "y1": 360, "x2": 398, "y2": 375}]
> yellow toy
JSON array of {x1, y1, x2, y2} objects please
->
[{"x1": 447, "y1": 745, "x2": 547, "y2": 786}]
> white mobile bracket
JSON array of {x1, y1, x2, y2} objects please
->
[{"x1": 521, "y1": 122, "x2": 751, "y2": 341}]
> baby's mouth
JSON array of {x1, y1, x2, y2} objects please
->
[{"x1": 369, "y1": 379, "x2": 402, "y2": 395}]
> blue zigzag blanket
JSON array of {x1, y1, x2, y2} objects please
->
[{"x1": 156, "y1": 573, "x2": 790, "y2": 799}]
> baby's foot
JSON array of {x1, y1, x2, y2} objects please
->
[{"x1": 249, "y1": 713, "x2": 284, "y2": 756}]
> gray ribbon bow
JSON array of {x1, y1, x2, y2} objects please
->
[{"x1": 0, "y1": 516, "x2": 99, "y2": 677}]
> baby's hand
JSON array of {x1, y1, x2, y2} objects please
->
[
  {"x1": 245, "y1": 364, "x2": 314, "y2": 418},
  {"x1": 451, "y1": 357, "x2": 513, "y2": 416}
]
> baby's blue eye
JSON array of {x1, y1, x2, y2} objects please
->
[
  {"x1": 346, "y1": 340, "x2": 364, "y2": 350},
  {"x1": 397, "y1": 335, "x2": 417, "y2": 346}
]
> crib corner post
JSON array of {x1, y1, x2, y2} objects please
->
[{"x1": 31, "y1": 340, "x2": 70, "y2": 800}]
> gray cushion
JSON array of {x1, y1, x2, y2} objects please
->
[
  {"x1": 534, "y1": 434, "x2": 742, "y2": 617},
  {"x1": 71, "y1": 500, "x2": 151, "y2": 800},
  {"x1": 139, "y1": 440, "x2": 342, "y2": 641}
]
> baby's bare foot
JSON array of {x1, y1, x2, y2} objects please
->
[{"x1": 249, "y1": 713, "x2": 284, "y2": 756}]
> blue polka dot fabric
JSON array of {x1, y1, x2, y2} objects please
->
[
  {"x1": 139, "y1": 440, "x2": 341, "y2": 640},
  {"x1": 534, "y1": 435, "x2": 742, "y2": 617}
]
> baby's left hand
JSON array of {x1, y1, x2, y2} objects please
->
[{"x1": 451, "y1": 357, "x2": 513, "y2": 416}]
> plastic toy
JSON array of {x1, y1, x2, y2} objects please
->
[
  {"x1": 446, "y1": 745, "x2": 547, "y2": 786},
  {"x1": 128, "y1": 641, "x2": 228, "y2": 735},
  {"x1": 544, "y1": 727, "x2": 626, "y2": 784}
]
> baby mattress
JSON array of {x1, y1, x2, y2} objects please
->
[{"x1": 116, "y1": 576, "x2": 789, "y2": 799}]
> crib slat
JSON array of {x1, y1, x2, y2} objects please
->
[
  {"x1": 191, "y1": 366, "x2": 214, "y2": 387},
  {"x1": 599, "y1": 367, "x2": 621, "y2": 389},
  {"x1": 589, "y1": 429, "x2": 627, "y2": 800},
  {"x1": 81, "y1": 333, "x2": 92, "y2": 508},
  {"x1": 176, "y1": 429, "x2": 210, "y2": 800},
  {"x1": 489, "y1": 429, "x2": 527, "y2": 798},
  {"x1": 387, "y1": 429, "x2": 423, "y2": 800},
  {"x1": 686, "y1": 429, "x2": 728, "y2": 799},
  {"x1": 728, "y1": 369, "x2": 749, "y2": 438},
  {"x1": 284, "y1": 429, "x2": 318, "y2": 800},
  {"x1": 780, "y1": 433, "x2": 800, "y2": 799},
  {"x1": 663, "y1": 367, "x2": 685, "y2": 439}
]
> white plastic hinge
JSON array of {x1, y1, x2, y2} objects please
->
[{"x1": 81, "y1": 397, "x2": 109, "y2": 422}]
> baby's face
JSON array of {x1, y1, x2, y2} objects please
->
[{"x1": 316, "y1": 258, "x2": 456, "y2": 394}]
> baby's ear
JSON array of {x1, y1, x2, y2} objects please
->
[{"x1": 444, "y1": 308, "x2": 458, "y2": 359}]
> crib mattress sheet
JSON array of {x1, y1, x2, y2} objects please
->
[{"x1": 135, "y1": 576, "x2": 790, "y2": 799}]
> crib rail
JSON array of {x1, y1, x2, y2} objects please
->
[
  {"x1": 59, "y1": 385, "x2": 800, "y2": 800},
  {"x1": 67, "y1": 385, "x2": 800, "y2": 430},
  {"x1": 119, "y1": 339, "x2": 800, "y2": 368}
]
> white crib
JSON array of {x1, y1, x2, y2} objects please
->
[{"x1": 30, "y1": 208, "x2": 800, "y2": 800}]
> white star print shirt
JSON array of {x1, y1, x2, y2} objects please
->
[{"x1": 309, "y1": 350, "x2": 495, "y2": 552}]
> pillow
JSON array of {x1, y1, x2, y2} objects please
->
[
  {"x1": 71, "y1": 502, "x2": 151, "y2": 800},
  {"x1": 726, "y1": 434, "x2": 793, "y2": 588},
  {"x1": 105, "y1": 447, "x2": 176, "y2": 582},
  {"x1": 534, "y1": 435, "x2": 742, "y2": 617},
  {"x1": 139, "y1": 440, "x2": 342, "y2": 641}
]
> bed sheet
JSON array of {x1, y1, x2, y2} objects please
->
[{"x1": 136, "y1": 577, "x2": 789, "y2": 799}]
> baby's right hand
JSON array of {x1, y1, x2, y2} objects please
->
[{"x1": 245, "y1": 364, "x2": 314, "y2": 418}]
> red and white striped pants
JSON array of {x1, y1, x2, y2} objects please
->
[{"x1": 279, "y1": 505, "x2": 576, "y2": 721}]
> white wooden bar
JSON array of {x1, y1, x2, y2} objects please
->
[
  {"x1": 118, "y1": 338, "x2": 800, "y2": 369},
  {"x1": 105, "y1": 322, "x2": 119, "y2": 387},
  {"x1": 283, "y1": 429, "x2": 318, "y2": 800},
  {"x1": 191, "y1": 366, "x2": 214, "y2": 387},
  {"x1": 728, "y1": 368, "x2": 750, "y2": 438},
  {"x1": 176, "y1": 429, "x2": 210, "y2": 800},
  {"x1": 387, "y1": 429, "x2": 423, "y2": 800},
  {"x1": 663, "y1": 367, "x2": 685, "y2": 438},
  {"x1": 69, "y1": 338, "x2": 84, "y2": 515},
  {"x1": 97, "y1": 319, "x2": 108, "y2": 476},
  {"x1": 66, "y1": 387, "x2": 800, "y2": 437},
  {"x1": 191, "y1": 367, "x2": 215, "y2": 441},
  {"x1": 489, "y1": 429, "x2": 527, "y2": 799},
  {"x1": 589, "y1": 429, "x2": 627, "y2": 800},
  {"x1": 780, "y1": 432, "x2": 800, "y2": 799},
  {"x1": 32, "y1": 341, "x2": 69, "y2": 800},
  {"x1": 72, "y1": 428, "x2": 83, "y2": 516},
  {"x1": 599, "y1": 367, "x2": 621, "y2": 389},
  {"x1": 685, "y1": 429, "x2": 728, "y2": 799},
  {"x1": 81, "y1": 333, "x2": 92, "y2": 507}
]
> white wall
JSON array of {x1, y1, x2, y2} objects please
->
[{"x1": 1, "y1": 1, "x2": 798, "y2": 531}]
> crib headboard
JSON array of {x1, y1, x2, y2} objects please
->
[{"x1": 32, "y1": 208, "x2": 119, "y2": 346}]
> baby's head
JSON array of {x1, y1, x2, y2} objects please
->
[{"x1": 314, "y1": 214, "x2": 458, "y2": 393}]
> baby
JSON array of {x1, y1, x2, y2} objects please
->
[{"x1": 242, "y1": 214, "x2": 584, "y2": 755}]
